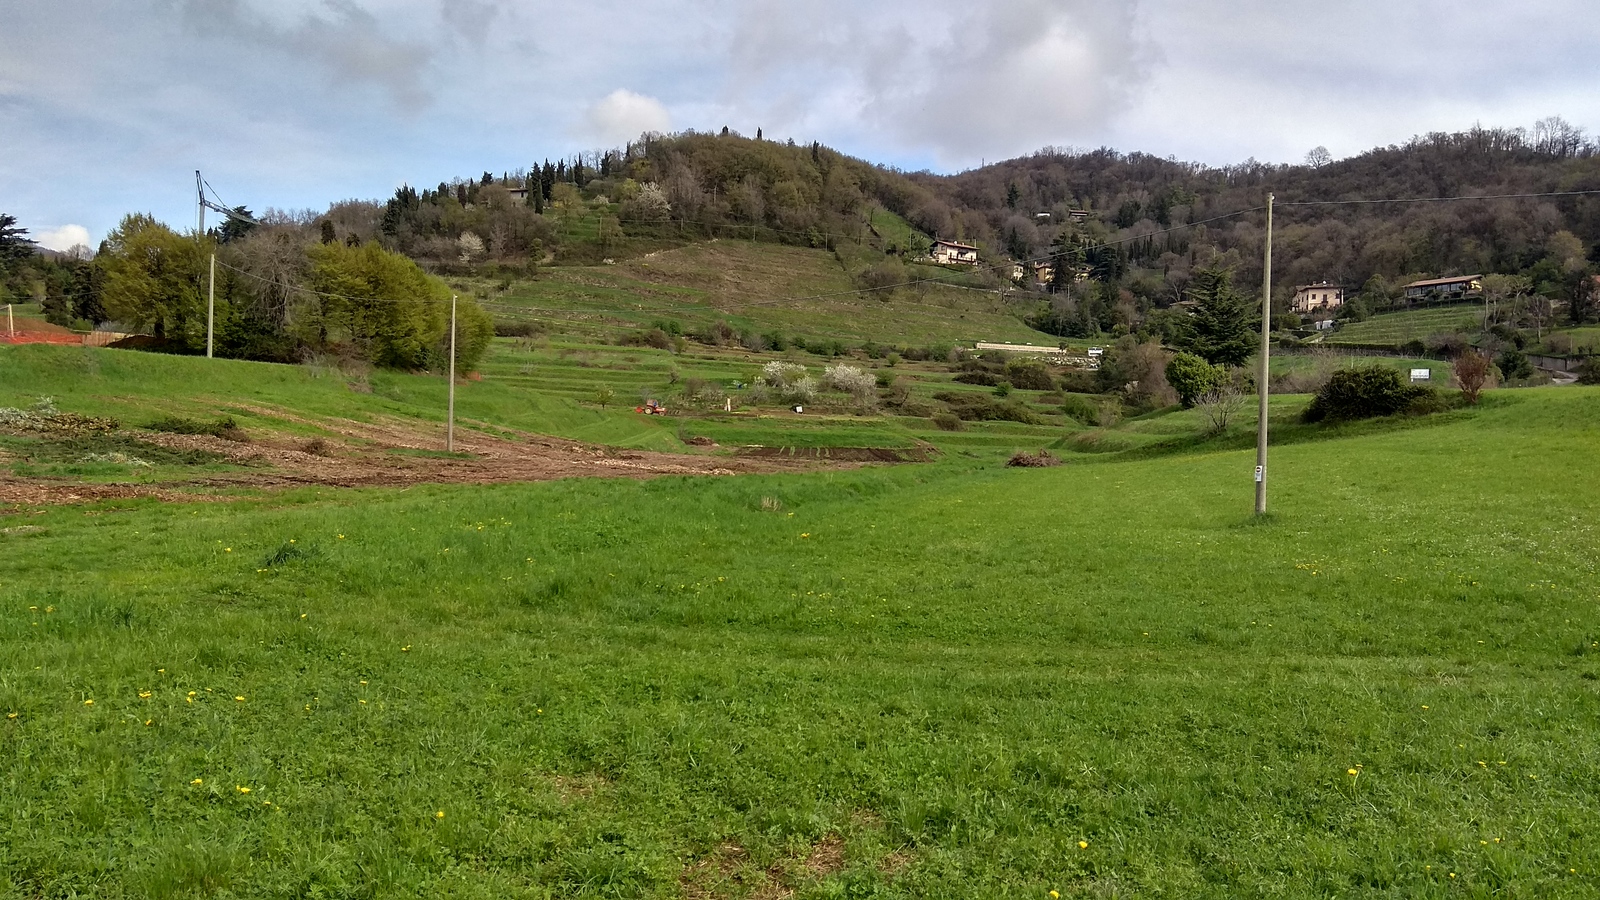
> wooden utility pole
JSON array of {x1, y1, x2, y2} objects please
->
[
  {"x1": 447, "y1": 294, "x2": 457, "y2": 453},
  {"x1": 1255, "y1": 193, "x2": 1274, "y2": 515}
]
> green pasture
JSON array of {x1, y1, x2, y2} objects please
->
[
  {"x1": 1272, "y1": 353, "x2": 1455, "y2": 384},
  {"x1": 1326, "y1": 305, "x2": 1482, "y2": 347},
  {"x1": 460, "y1": 241, "x2": 1043, "y2": 346},
  {"x1": 3, "y1": 370, "x2": 1599, "y2": 897}
]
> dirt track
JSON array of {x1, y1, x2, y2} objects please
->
[{"x1": 0, "y1": 408, "x2": 857, "y2": 507}]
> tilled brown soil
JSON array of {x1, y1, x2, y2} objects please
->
[{"x1": 0, "y1": 409, "x2": 859, "y2": 507}]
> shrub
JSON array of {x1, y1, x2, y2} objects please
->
[
  {"x1": 620, "y1": 328, "x2": 673, "y2": 350},
  {"x1": 756, "y1": 362, "x2": 815, "y2": 404},
  {"x1": 1060, "y1": 394, "x2": 1102, "y2": 426},
  {"x1": 494, "y1": 321, "x2": 545, "y2": 337},
  {"x1": 1004, "y1": 358, "x2": 1055, "y2": 391},
  {"x1": 1006, "y1": 449, "x2": 1062, "y2": 468},
  {"x1": 143, "y1": 416, "x2": 248, "y2": 442},
  {"x1": 821, "y1": 364, "x2": 877, "y2": 403},
  {"x1": 1453, "y1": 350, "x2": 1493, "y2": 404},
  {"x1": 1578, "y1": 357, "x2": 1600, "y2": 385},
  {"x1": 954, "y1": 370, "x2": 1000, "y2": 387},
  {"x1": 1496, "y1": 348, "x2": 1533, "y2": 381},
  {"x1": 1302, "y1": 366, "x2": 1437, "y2": 422},
  {"x1": 993, "y1": 381, "x2": 1013, "y2": 398},
  {"x1": 1165, "y1": 351, "x2": 1222, "y2": 408},
  {"x1": 931, "y1": 412, "x2": 965, "y2": 431},
  {"x1": 932, "y1": 392, "x2": 1041, "y2": 424}
]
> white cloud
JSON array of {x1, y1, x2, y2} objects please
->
[
  {"x1": 35, "y1": 225, "x2": 92, "y2": 253},
  {"x1": 580, "y1": 90, "x2": 672, "y2": 146}
]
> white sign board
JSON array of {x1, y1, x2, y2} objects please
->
[
  {"x1": 1254, "y1": 465, "x2": 1264, "y2": 483},
  {"x1": 1410, "y1": 368, "x2": 1431, "y2": 382}
]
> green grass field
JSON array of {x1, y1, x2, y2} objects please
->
[
  {"x1": 1326, "y1": 306, "x2": 1483, "y2": 347},
  {"x1": 4, "y1": 336, "x2": 1599, "y2": 897},
  {"x1": 457, "y1": 241, "x2": 1043, "y2": 347}
]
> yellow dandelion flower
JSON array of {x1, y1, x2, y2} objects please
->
[
  {"x1": 359, "y1": 699, "x2": 367, "y2": 705},
  {"x1": 225, "y1": 548, "x2": 232, "y2": 552},
  {"x1": 191, "y1": 778, "x2": 203, "y2": 785},
  {"x1": 234, "y1": 696, "x2": 245, "y2": 702},
  {"x1": 435, "y1": 811, "x2": 445, "y2": 819},
  {"x1": 800, "y1": 533, "x2": 810, "y2": 538},
  {"x1": 1050, "y1": 892, "x2": 1060, "y2": 899},
  {"x1": 144, "y1": 719, "x2": 153, "y2": 726},
  {"x1": 1347, "y1": 768, "x2": 1358, "y2": 776},
  {"x1": 83, "y1": 699, "x2": 94, "y2": 706},
  {"x1": 138, "y1": 691, "x2": 152, "y2": 699},
  {"x1": 7, "y1": 712, "x2": 17, "y2": 719},
  {"x1": 237, "y1": 785, "x2": 251, "y2": 794},
  {"x1": 1078, "y1": 840, "x2": 1088, "y2": 849}
]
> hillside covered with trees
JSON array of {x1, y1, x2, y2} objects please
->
[{"x1": 6, "y1": 119, "x2": 1598, "y2": 368}]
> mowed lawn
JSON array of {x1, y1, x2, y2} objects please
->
[{"x1": 3, "y1": 390, "x2": 1599, "y2": 898}]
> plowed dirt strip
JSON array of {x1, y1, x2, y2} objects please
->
[{"x1": 0, "y1": 410, "x2": 852, "y2": 507}]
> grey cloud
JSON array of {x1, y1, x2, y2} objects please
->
[
  {"x1": 726, "y1": 0, "x2": 1155, "y2": 162},
  {"x1": 176, "y1": 0, "x2": 437, "y2": 108}
]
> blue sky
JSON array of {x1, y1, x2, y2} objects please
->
[{"x1": 3, "y1": 0, "x2": 1597, "y2": 251}]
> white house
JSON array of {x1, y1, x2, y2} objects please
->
[
  {"x1": 1291, "y1": 282, "x2": 1345, "y2": 313},
  {"x1": 928, "y1": 239, "x2": 980, "y2": 266}
]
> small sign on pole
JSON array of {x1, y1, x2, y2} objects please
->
[
  {"x1": 1410, "y1": 368, "x2": 1431, "y2": 382},
  {"x1": 1254, "y1": 465, "x2": 1264, "y2": 484}
]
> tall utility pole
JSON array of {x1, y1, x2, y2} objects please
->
[
  {"x1": 446, "y1": 294, "x2": 457, "y2": 453},
  {"x1": 196, "y1": 171, "x2": 206, "y2": 236},
  {"x1": 206, "y1": 254, "x2": 216, "y2": 358},
  {"x1": 1255, "y1": 193, "x2": 1274, "y2": 515}
]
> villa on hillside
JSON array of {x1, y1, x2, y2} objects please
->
[
  {"x1": 1291, "y1": 282, "x2": 1345, "y2": 313},
  {"x1": 929, "y1": 239, "x2": 980, "y2": 266},
  {"x1": 1403, "y1": 275, "x2": 1483, "y2": 302}
]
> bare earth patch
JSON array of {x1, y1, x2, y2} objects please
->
[{"x1": 0, "y1": 406, "x2": 859, "y2": 506}]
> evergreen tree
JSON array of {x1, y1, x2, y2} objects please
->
[
  {"x1": 1181, "y1": 267, "x2": 1259, "y2": 367},
  {"x1": 1005, "y1": 182, "x2": 1019, "y2": 209},
  {"x1": 0, "y1": 213, "x2": 36, "y2": 267}
]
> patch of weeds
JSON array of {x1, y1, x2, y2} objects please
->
[
  {"x1": 0, "y1": 397, "x2": 118, "y2": 434},
  {"x1": 1005, "y1": 449, "x2": 1062, "y2": 468},
  {"x1": 0, "y1": 433, "x2": 229, "y2": 467},
  {"x1": 143, "y1": 416, "x2": 249, "y2": 442},
  {"x1": 260, "y1": 541, "x2": 321, "y2": 568}
]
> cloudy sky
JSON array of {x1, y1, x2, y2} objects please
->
[{"x1": 3, "y1": 0, "x2": 1597, "y2": 250}]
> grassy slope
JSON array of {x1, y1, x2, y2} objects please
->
[
  {"x1": 0, "y1": 344, "x2": 682, "y2": 453},
  {"x1": 1327, "y1": 305, "x2": 1483, "y2": 346},
  {"x1": 2, "y1": 388, "x2": 1598, "y2": 897},
  {"x1": 463, "y1": 241, "x2": 1047, "y2": 346}
]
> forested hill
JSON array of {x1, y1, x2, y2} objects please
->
[
  {"x1": 368, "y1": 120, "x2": 1600, "y2": 298},
  {"x1": 10, "y1": 120, "x2": 1600, "y2": 359},
  {"x1": 927, "y1": 120, "x2": 1600, "y2": 303}
]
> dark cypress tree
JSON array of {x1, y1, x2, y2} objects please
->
[
  {"x1": 556, "y1": 160, "x2": 566, "y2": 182},
  {"x1": 1181, "y1": 267, "x2": 1259, "y2": 367},
  {"x1": 1005, "y1": 182, "x2": 1020, "y2": 209},
  {"x1": 542, "y1": 161, "x2": 555, "y2": 199}
]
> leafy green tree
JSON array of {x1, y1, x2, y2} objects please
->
[
  {"x1": 1181, "y1": 267, "x2": 1258, "y2": 368},
  {"x1": 1165, "y1": 351, "x2": 1222, "y2": 408},
  {"x1": 303, "y1": 242, "x2": 492, "y2": 371},
  {"x1": 98, "y1": 214, "x2": 207, "y2": 346}
]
